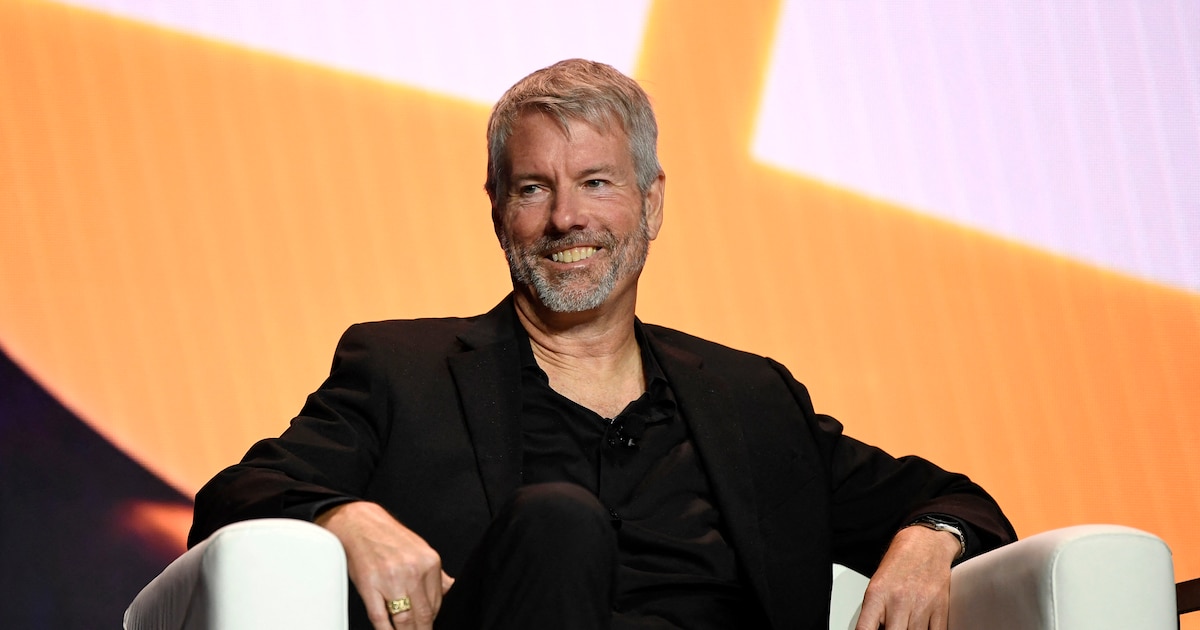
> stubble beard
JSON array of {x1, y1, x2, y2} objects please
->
[{"x1": 502, "y1": 211, "x2": 651, "y2": 313}]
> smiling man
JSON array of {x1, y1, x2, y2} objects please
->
[{"x1": 189, "y1": 59, "x2": 1015, "y2": 630}]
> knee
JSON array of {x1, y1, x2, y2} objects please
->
[{"x1": 501, "y1": 482, "x2": 614, "y2": 544}]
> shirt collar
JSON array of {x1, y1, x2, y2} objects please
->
[{"x1": 515, "y1": 318, "x2": 669, "y2": 390}]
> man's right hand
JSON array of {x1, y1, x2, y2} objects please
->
[{"x1": 316, "y1": 501, "x2": 455, "y2": 630}]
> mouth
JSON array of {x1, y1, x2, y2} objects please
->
[{"x1": 549, "y1": 246, "x2": 599, "y2": 263}]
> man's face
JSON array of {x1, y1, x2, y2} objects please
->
[{"x1": 496, "y1": 111, "x2": 663, "y2": 313}]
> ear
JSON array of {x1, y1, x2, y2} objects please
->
[
  {"x1": 643, "y1": 170, "x2": 666, "y2": 240},
  {"x1": 491, "y1": 201, "x2": 504, "y2": 241},
  {"x1": 490, "y1": 189, "x2": 513, "y2": 246}
]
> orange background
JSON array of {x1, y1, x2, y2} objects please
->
[{"x1": 2, "y1": 0, "x2": 1197, "y2": 619}]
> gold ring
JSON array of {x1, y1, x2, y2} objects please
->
[{"x1": 387, "y1": 597, "x2": 412, "y2": 615}]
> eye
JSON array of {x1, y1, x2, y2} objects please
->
[
  {"x1": 518, "y1": 184, "x2": 542, "y2": 196},
  {"x1": 583, "y1": 179, "x2": 607, "y2": 189}
]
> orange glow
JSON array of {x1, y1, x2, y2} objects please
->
[{"x1": 2, "y1": 1, "x2": 1198, "y2": 611}]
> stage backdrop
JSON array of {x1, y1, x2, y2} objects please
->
[{"x1": 2, "y1": 0, "x2": 1197, "y2": 627}]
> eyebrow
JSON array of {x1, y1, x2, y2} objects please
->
[
  {"x1": 576, "y1": 165, "x2": 617, "y2": 179},
  {"x1": 508, "y1": 172, "x2": 545, "y2": 185},
  {"x1": 508, "y1": 164, "x2": 619, "y2": 187}
]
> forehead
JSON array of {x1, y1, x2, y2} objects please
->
[{"x1": 506, "y1": 110, "x2": 632, "y2": 171}]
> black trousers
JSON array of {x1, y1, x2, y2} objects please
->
[{"x1": 435, "y1": 482, "x2": 619, "y2": 630}]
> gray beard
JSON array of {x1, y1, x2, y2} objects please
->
[{"x1": 501, "y1": 213, "x2": 650, "y2": 313}]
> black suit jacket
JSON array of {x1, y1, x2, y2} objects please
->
[{"x1": 190, "y1": 297, "x2": 1015, "y2": 629}]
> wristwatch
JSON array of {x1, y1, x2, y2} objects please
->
[{"x1": 907, "y1": 515, "x2": 966, "y2": 560}]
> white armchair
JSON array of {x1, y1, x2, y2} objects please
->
[
  {"x1": 125, "y1": 521, "x2": 1177, "y2": 630},
  {"x1": 831, "y1": 524, "x2": 1177, "y2": 629},
  {"x1": 123, "y1": 519, "x2": 348, "y2": 630}
]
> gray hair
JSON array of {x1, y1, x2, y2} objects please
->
[{"x1": 485, "y1": 59, "x2": 661, "y2": 207}]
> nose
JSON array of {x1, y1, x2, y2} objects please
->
[{"x1": 549, "y1": 189, "x2": 586, "y2": 234}]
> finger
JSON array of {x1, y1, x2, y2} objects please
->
[
  {"x1": 423, "y1": 569, "x2": 443, "y2": 617},
  {"x1": 392, "y1": 591, "x2": 437, "y2": 630},
  {"x1": 412, "y1": 600, "x2": 437, "y2": 630},
  {"x1": 925, "y1": 600, "x2": 947, "y2": 630},
  {"x1": 854, "y1": 593, "x2": 884, "y2": 630},
  {"x1": 399, "y1": 570, "x2": 440, "y2": 627},
  {"x1": 911, "y1": 587, "x2": 948, "y2": 630},
  {"x1": 391, "y1": 612, "x2": 419, "y2": 630},
  {"x1": 883, "y1": 601, "x2": 911, "y2": 630},
  {"x1": 929, "y1": 599, "x2": 949, "y2": 630},
  {"x1": 363, "y1": 594, "x2": 397, "y2": 630},
  {"x1": 387, "y1": 600, "x2": 419, "y2": 630},
  {"x1": 391, "y1": 612, "x2": 418, "y2": 630},
  {"x1": 907, "y1": 606, "x2": 932, "y2": 630},
  {"x1": 441, "y1": 570, "x2": 455, "y2": 593}
]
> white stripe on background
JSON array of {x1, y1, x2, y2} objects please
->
[
  {"x1": 755, "y1": 0, "x2": 1199, "y2": 291},
  {"x1": 55, "y1": 0, "x2": 653, "y2": 104}
]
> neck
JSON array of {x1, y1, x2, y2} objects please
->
[
  {"x1": 514, "y1": 285, "x2": 638, "y2": 358},
  {"x1": 512, "y1": 286, "x2": 645, "y2": 411}
]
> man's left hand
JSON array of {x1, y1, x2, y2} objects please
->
[{"x1": 854, "y1": 524, "x2": 961, "y2": 629}]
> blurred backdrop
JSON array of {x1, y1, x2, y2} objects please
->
[{"x1": 1, "y1": 1, "x2": 1197, "y2": 627}]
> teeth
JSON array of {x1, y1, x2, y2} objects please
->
[{"x1": 550, "y1": 247, "x2": 597, "y2": 263}]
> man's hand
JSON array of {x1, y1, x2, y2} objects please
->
[
  {"x1": 854, "y1": 524, "x2": 961, "y2": 630},
  {"x1": 316, "y1": 501, "x2": 455, "y2": 630}
]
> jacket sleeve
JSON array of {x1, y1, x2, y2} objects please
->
[
  {"x1": 768, "y1": 358, "x2": 1017, "y2": 575},
  {"x1": 188, "y1": 323, "x2": 392, "y2": 547}
]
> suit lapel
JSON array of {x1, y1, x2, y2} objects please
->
[
  {"x1": 443, "y1": 305, "x2": 773, "y2": 608},
  {"x1": 447, "y1": 298, "x2": 524, "y2": 516},
  {"x1": 648, "y1": 334, "x2": 773, "y2": 614}
]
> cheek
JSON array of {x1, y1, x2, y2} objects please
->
[
  {"x1": 608, "y1": 205, "x2": 646, "y2": 234},
  {"x1": 500, "y1": 208, "x2": 546, "y2": 244}
]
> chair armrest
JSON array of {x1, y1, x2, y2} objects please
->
[
  {"x1": 123, "y1": 518, "x2": 348, "y2": 630},
  {"x1": 948, "y1": 524, "x2": 1176, "y2": 629},
  {"x1": 830, "y1": 563, "x2": 872, "y2": 630},
  {"x1": 830, "y1": 524, "x2": 1176, "y2": 630}
]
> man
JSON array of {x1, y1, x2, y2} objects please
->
[{"x1": 189, "y1": 59, "x2": 1015, "y2": 630}]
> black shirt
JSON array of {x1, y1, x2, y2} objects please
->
[{"x1": 517, "y1": 323, "x2": 770, "y2": 629}]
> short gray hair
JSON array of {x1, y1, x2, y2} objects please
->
[{"x1": 485, "y1": 59, "x2": 661, "y2": 207}]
